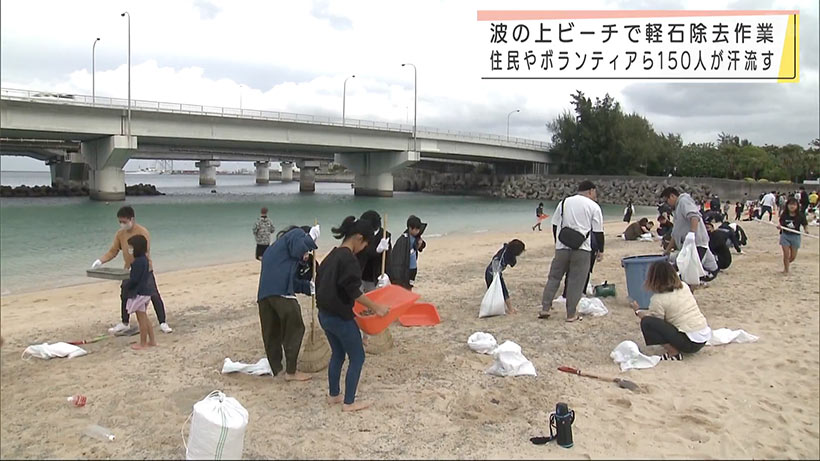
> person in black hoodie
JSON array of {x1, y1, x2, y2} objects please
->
[
  {"x1": 386, "y1": 215, "x2": 427, "y2": 290},
  {"x1": 485, "y1": 239, "x2": 525, "y2": 314},
  {"x1": 356, "y1": 210, "x2": 392, "y2": 292},
  {"x1": 316, "y1": 216, "x2": 389, "y2": 412},
  {"x1": 705, "y1": 221, "x2": 733, "y2": 270}
]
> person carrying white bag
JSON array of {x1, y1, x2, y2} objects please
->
[
  {"x1": 480, "y1": 240, "x2": 525, "y2": 317},
  {"x1": 661, "y1": 187, "x2": 719, "y2": 284}
]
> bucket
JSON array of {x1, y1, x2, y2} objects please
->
[
  {"x1": 352, "y1": 285, "x2": 421, "y2": 335},
  {"x1": 620, "y1": 255, "x2": 669, "y2": 309}
]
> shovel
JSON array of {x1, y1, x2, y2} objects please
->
[{"x1": 558, "y1": 366, "x2": 640, "y2": 392}]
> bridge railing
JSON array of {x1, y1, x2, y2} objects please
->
[{"x1": 0, "y1": 88, "x2": 550, "y2": 150}]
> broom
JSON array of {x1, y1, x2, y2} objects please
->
[
  {"x1": 297, "y1": 219, "x2": 331, "y2": 373},
  {"x1": 365, "y1": 213, "x2": 394, "y2": 355}
]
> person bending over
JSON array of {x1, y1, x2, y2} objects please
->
[
  {"x1": 316, "y1": 216, "x2": 389, "y2": 412},
  {"x1": 485, "y1": 239, "x2": 525, "y2": 314}
]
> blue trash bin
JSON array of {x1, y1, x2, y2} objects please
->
[{"x1": 621, "y1": 255, "x2": 670, "y2": 309}]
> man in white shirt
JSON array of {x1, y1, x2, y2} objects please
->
[
  {"x1": 760, "y1": 191, "x2": 777, "y2": 221},
  {"x1": 539, "y1": 181, "x2": 605, "y2": 322}
]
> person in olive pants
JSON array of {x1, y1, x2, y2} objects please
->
[{"x1": 258, "y1": 296, "x2": 305, "y2": 376}]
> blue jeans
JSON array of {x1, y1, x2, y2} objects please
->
[{"x1": 318, "y1": 310, "x2": 365, "y2": 405}]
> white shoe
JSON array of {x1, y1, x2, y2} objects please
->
[
  {"x1": 108, "y1": 322, "x2": 129, "y2": 334},
  {"x1": 159, "y1": 322, "x2": 173, "y2": 333}
]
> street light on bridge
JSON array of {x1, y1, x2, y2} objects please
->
[
  {"x1": 120, "y1": 11, "x2": 131, "y2": 138},
  {"x1": 401, "y1": 63, "x2": 417, "y2": 152},
  {"x1": 506, "y1": 109, "x2": 520, "y2": 141},
  {"x1": 92, "y1": 38, "x2": 100, "y2": 106},
  {"x1": 342, "y1": 74, "x2": 355, "y2": 125}
]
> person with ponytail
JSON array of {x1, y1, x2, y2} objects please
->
[{"x1": 316, "y1": 216, "x2": 389, "y2": 412}]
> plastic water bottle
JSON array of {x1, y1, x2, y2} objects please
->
[
  {"x1": 85, "y1": 424, "x2": 115, "y2": 441},
  {"x1": 67, "y1": 395, "x2": 87, "y2": 407}
]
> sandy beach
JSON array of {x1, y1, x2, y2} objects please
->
[{"x1": 1, "y1": 217, "x2": 818, "y2": 459}]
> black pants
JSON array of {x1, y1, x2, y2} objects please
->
[
  {"x1": 640, "y1": 316, "x2": 705, "y2": 354},
  {"x1": 760, "y1": 206, "x2": 773, "y2": 221},
  {"x1": 120, "y1": 271, "x2": 166, "y2": 324},
  {"x1": 409, "y1": 268, "x2": 418, "y2": 290},
  {"x1": 258, "y1": 296, "x2": 305, "y2": 375}
]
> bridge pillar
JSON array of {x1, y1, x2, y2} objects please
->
[
  {"x1": 81, "y1": 135, "x2": 136, "y2": 201},
  {"x1": 255, "y1": 161, "x2": 270, "y2": 184},
  {"x1": 297, "y1": 161, "x2": 320, "y2": 193},
  {"x1": 48, "y1": 159, "x2": 71, "y2": 187},
  {"x1": 196, "y1": 160, "x2": 220, "y2": 186},
  {"x1": 336, "y1": 151, "x2": 420, "y2": 197},
  {"x1": 280, "y1": 162, "x2": 294, "y2": 182}
]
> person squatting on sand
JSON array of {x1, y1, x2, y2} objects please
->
[
  {"x1": 485, "y1": 239, "x2": 525, "y2": 315},
  {"x1": 316, "y1": 216, "x2": 390, "y2": 412},
  {"x1": 778, "y1": 197, "x2": 810, "y2": 275},
  {"x1": 621, "y1": 217, "x2": 654, "y2": 241},
  {"x1": 633, "y1": 261, "x2": 712, "y2": 361},
  {"x1": 256, "y1": 224, "x2": 320, "y2": 381},
  {"x1": 91, "y1": 206, "x2": 173, "y2": 335},
  {"x1": 124, "y1": 235, "x2": 157, "y2": 350},
  {"x1": 539, "y1": 180, "x2": 605, "y2": 322}
]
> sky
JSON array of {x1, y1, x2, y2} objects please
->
[{"x1": 1, "y1": 0, "x2": 818, "y2": 172}]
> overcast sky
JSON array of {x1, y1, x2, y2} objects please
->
[{"x1": 1, "y1": 0, "x2": 818, "y2": 172}]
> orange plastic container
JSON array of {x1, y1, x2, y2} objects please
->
[
  {"x1": 353, "y1": 285, "x2": 421, "y2": 335},
  {"x1": 398, "y1": 303, "x2": 441, "y2": 327}
]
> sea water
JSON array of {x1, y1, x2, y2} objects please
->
[{"x1": 0, "y1": 171, "x2": 653, "y2": 294}]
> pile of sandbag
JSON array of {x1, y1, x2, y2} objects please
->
[{"x1": 467, "y1": 332, "x2": 536, "y2": 377}]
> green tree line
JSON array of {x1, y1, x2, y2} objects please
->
[{"x1": 547, "y1": 90, "x2": 819, "y2": 182}]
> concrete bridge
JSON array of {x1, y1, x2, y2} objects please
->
[{"x1": 0, "y1": 88, "x2": 551, "y2": 200}]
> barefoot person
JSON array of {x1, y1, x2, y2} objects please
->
[
  {"x1": 124, "y1": 235, "x2": 156, "y2": 350},
  {"x1": 316, "y1": 216, "x2": 389, "y2": 412},
  {"x1": 485, "y1": 239, "x2": 525, "y2": 314},
  {"x1": 633, "y1": 261, "x2": 712, "y2": 361},
  {"x1": 91, "y1": 206, "x2": 172, "y2": 335},
  {"x1": 257, "y1": 224, "x2": 320, "y2": 381},
  {"x1": 539, "y1": 180, "x2": 605, "y2": 322},
  {"x1": 778, "y1": 197, "x2": 810, "y2": 275}
]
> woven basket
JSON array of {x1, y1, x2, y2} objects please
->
[
  {"x1": 298, "y1": 323, "x2": 330, "y2": 373},
  {"x1": 364, "y1": 327, "x2": 394, "y2": 355}
]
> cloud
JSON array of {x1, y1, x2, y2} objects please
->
[
  {"x1": 193, "y1": 0, "x2": 221, "y2": 20},
  {"x1": 310, "y1": 0, "x2": 352, "y2": 30}
]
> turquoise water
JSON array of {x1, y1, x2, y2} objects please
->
[{"x1": 0, "y1": 171, "x2": 650, "y2": 294}]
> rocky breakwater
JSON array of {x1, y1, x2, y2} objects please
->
[
  {"x1": 494, "y1": 176, "x2": 716, "y2": 206},
  {"x1": 393, "y1": 171, "x2": 497, "y2": 194},
  {"x1": 0, "y1": 183, "x2": 164, "y2": 198}
]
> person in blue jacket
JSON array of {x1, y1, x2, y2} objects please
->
[
  {"x1": 484, "y1": 239, "x2": 525, "y2": 314},
  {"x1": 257, "y1": 224, "x2": 320, "y2": 381}
]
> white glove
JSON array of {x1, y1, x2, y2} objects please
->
[
  {"x1": 376, "y1": 237, "x2": 390, "y2": 254},
  {"x1": 684, "y1": 232, "x2": 696, "y2": 245},
  {"x1": 309, "y1": 225, "x2": 320, "y2": 242},
  {"x1": 310, "y1": 281, "x2": 316, "y2": 296},
  {"x1": 91, "y1": 259, "x2": 103, "y2": 269},
  {"x1": 377, "y1": 273, "x2": 391, "y2": 288}
]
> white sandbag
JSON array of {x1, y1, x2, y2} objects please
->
[
  {"x1": 467, "y1": 332, "x2": 497, "y2": 354},
  {"x1": 479, "y1": 264, "x2": 506, "y2": 318},
  {"x1": 22, "y1": 342, "x2": 87, "y2": 360},
  {"x1": 706, "y1": 328, "x2": 759, "y2": 346},
  {"x1": 221, "y1": 358, "x2": 273, "y2": 376},
  {"x1": 638, "y1": 233, "x2": 654, "y2": 242},
  {"x1": 676, "y1": 239, "x2": 706, "y2": 285},
  {"x1": 485, "y1": 341, "x2": 536, "y2": 377},
  {"x1": 577, "y1": 297, "x2": 609, "y2": 317},
  {"x1": 610, "y1": 340, "x2": 660, "y2": 371},
  {"x1": 185, "y1": 390, "x2": 249, "y2": 460}
]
